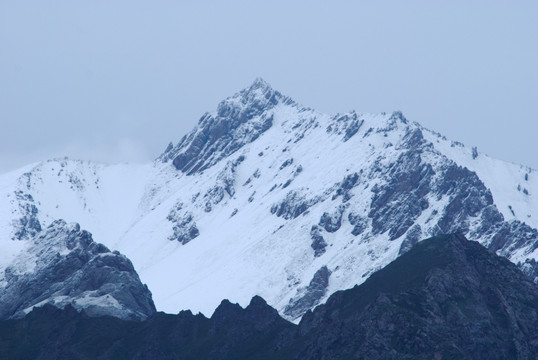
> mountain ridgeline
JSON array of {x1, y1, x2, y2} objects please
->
[
  {"x1": 2, "y1": 234, "x2": 538, "y2": 359},
  {"x1": 0, "y1": 78, "x2": 537, "y2": 320}
]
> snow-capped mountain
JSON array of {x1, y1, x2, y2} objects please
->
[{"x1": 1, "y1": 78, "x2": 537, "y2": 320}]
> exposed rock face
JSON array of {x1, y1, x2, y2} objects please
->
[
  {"x1": 284, "y1": 266, "x2": 331, "y2": 320},
  {"x1": 4, "y1": 234, "x2": 538, "y2": 359},
  {"x1": 326, "y1": 112, "x2": 365, "y2": 142},
  {"x1": 167, "y1": 202, "x2": 199, "y2": 244},
  {"x1": 333, "y1": 172, "x2": 360, "y2": 202},
  {"x1": 319, "y1": 205, "x2": 345, "y2": 233},
  {"x1": 0, "y1": 220, "x2": 156, "y2": 320},
  {"x1": 369, "y1": 147, "x2": 433, "y2": 241},
  {"x1": 165, "y1": 78, "x2": 291, "y2": 175},
  {"x1": 202, "y1": 156, "x2": 245, "y2": 212},
  {"x1": 270, "y1": 189, "x2": 320, "y2": 220},
  {"x1": 348, "y1": 211, "x2": 368, "y2": 236},
  {"x1": 310, "y1": 225, "x2": 327, "y2": 257},
  {"x1": 11, "y1": 190, "x2": 42, "y2": 240}
]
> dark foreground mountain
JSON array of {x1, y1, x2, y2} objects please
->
[
  {"x1": 2, "y1": 233, "x2": 538, "y2": 359},
  {"x1": 296, "y1": 233, "x2": 538, "y2": 359}
]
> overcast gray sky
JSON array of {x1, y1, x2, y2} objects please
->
[{"x1": 1, "y1": 1, "x2": 537, "y2": 173}]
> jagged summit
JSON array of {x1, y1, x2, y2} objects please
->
[
  {"x1": 162, "y1": 78, "x2": 296, "y2": 174},
  {"x1": 224, "y1": 77, "x2": 294, "y2": 108},
  {"x1": 214, "y1": 77, "x2": 293, "y2": 128},
  {"x1": 248, "y1": 77, "x2": 272, "y2": 90},
  {"x1": 238, "y1": 77, "x2": 280, "y2": 99}
]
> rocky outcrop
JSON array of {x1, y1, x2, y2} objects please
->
[
  {"x1": 310, "y1": 225, "x2": 327, "y2": 257},
  {"x1": 369, "y1": 146, "x2": 434, "y2": 241},
  {"x1": 270, "y1": 189, "x2": 320, "y2": 220},
  {"x1": 284, "y1": 266, "x2": 331, "y2": 320},
  {"x1": 333, "y1": 172, "x2": 360, "y2": 202},
  {"x1": 325, "y1": 112, "x2": 365, "y2": 142},
  {"x1": 167, "y1": 202, "x2": 199, "y2": 244},
  {"x1": 202, "y1": 156, "x2": 245, "y2": 212},
  {"x1": 318, "y1": 205, "x2": 345, "y2": 233},
  {"x1": 11, "y1": 190, "x2": 42, "y2": 240},
  {"x1": 348, "y1": 211, "x2": 368, "y2": 236},
  {"x1": 0, "y1": 220, "x2": 156, "y2": 320}
]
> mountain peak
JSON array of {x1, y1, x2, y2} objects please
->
[
  {"x1": 217, "y1": 78, "x2": 289, "y2": 117},
  {"x1": 165, "y1": 78, "x2": 292, "y2": 174},
  {"x1": 247, "y1": 77, "x2": 272, "y2": 92}
]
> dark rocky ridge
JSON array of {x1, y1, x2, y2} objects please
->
[
  {"x1": 0, "y1": 220, "x2": 156, "y2": 321},
  {"x1": 296, "y1": 233, "x2": 538, "y2": 359},
  {"x1": 3, "y1": 234, "x2": 538, "y2": 359},
  {"x1": 0, "y1": 296, "x2": 295, "y2": 360}
]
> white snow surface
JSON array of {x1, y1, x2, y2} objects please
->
[{"x1": 1, "y1": 80, "x2": 537, "y2": 320}]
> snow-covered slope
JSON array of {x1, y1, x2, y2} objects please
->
[{"x1": 1, "y1": 78, "x2": 537, "y2": 320}]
